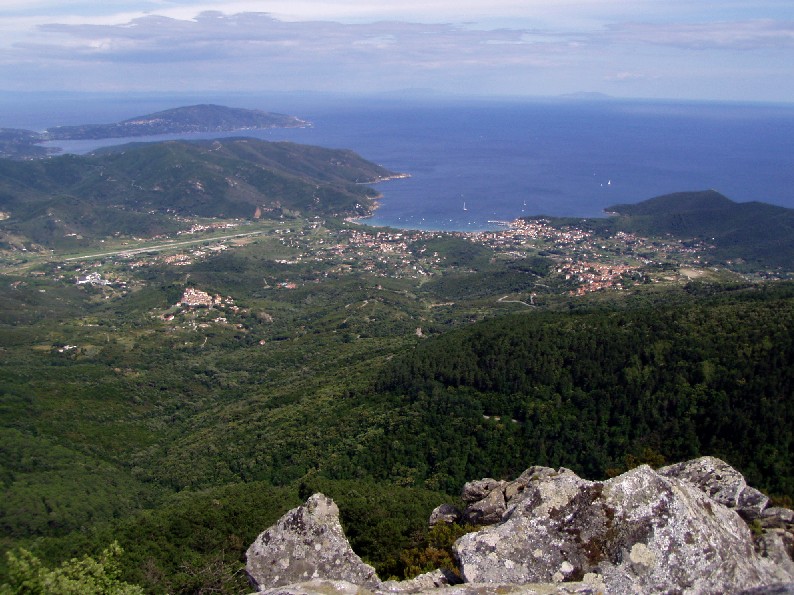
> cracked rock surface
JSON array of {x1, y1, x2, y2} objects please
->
[
  {"x1": 247, "y1": 457, "x2": 793, "y2": 594},
  {"x1": 454, "y1": 462, "x2": 788, "y2": 593},
  {"x1": 246, "y1": 493, "x2": 380, "y2": 590}
]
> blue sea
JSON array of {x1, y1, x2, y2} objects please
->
[{"x1": 5, "y1": 94, "x2": 794, "y2": 232}]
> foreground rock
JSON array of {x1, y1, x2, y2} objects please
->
[
  {"x1": 411, "y1": 585, "x2": 597, "y2": 595},
  {"x1": 246, "y1": 493, "x2": 380, "y2": 590},
  {"x1": 455, "y1": 464, "x2": 781, "y2": 593},
  {"x1": 257, "y1": 578, "x2": 599, "y2": 594},
  {"x1": 247, "y1": 457, "x2": 793, "y2": 594},
  {"x1": 659, "y1": 456, "x2": 769, "y2": 519}
]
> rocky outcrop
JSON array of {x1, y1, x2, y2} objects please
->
[
  {"x1": 381, "y1": 569, "x2": 459, "y2": 592},
  {"x1": 256, "y1": 579, "x2": 600, "y2": 594},
  {"x1": 658, "y1": 456, "x2": 769, "y2": 519},
  {"x1": 246, "y1": 493, "x2": 380, "y2": 590},
  {"x1": 246, "y1": 458, "x2": 793, "y2": 594},
  {"x1": 428, "y1": 504, "x2": 462, "y2": 527},
  {"x1": 454, "y1": 464, "x2": 780, "y2": 593},
  {"x1": 740, "y1": 585, "x2": 794, "y2": 594}
]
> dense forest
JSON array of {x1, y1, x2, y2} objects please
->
[
  {"x1": 0, "y1": 138, "x2": 393, "y2": 249},
  {"x1": 367, "y1": 284, "x2": 794, "y2": 495},
  {"x1": 2, "y1": 272, "x2": 792, "y2": 592}
]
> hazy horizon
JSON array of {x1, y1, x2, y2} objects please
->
[{"x1": 2, "y1": 90, "x2": 794, "y2": 132}]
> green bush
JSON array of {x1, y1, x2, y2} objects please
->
[{"x1": 1, "y1": 542, "x2": 143, "y2": 595}]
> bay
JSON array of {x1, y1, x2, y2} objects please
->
[{"x1": 26, "y1": 96, "x2": 794, "y2": 232}]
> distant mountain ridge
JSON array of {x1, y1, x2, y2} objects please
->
[{"x1": 601, "y1": 190, "x2": 794, "y2": 268}]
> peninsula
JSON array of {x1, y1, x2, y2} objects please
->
[
  {"x1": 45, "y1": 104, "x2": 309, "y2": 140},
  {"x1": 0, "y1": 104, "x2": 310, "y2": 158}
]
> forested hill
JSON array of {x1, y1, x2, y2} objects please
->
[
  {"x1": 0, "y1": 128, "x2": 51, "y2": 159},
  {"x1": 0, "y1": 138, "x2": 396, "y2": 247},
  {"x1": 368, "y1": 284, "x2": 794, "y2": 496},
  {"x1": 45, "y1": 104, "x2": 308, "y2": 140},
  {"x1": 602, "y1": 190, "x2": 794, "y2": 268}
]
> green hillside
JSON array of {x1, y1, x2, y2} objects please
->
[
  {"x1": 371, "y1": 285, "x2": 794, "y2": 495},
  {"x1": 0, "y1": 138, "x2": 395, "y2": 248},
  {"x1": 602, "y1": 190, "x2": 794, "y2": 268},
  {"x1": 0, "y1": 129, "x2": 51, "y2": 159},
  {"x1": 1, "y1": 220, "x2": 792, "y2": 591}
]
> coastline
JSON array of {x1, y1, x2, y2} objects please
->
[
  {"x1": 374, "y1": 173, "x2": 411, "y2": 182},
  {"x1": 355, "y1": 172, "x2": 411, "y2": 185},
  {"x1": 346, "y1": 172, "x2": 410, "y2": 225},
  {"x1": 345, "y1": 196, "x2": 381, "y2": 225}
]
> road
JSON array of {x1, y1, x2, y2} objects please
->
[{"x1": 497, "y1": 294, "x2": 536, "y2": 308}]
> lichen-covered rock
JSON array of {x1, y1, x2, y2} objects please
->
[
  {"x1": 763, "y1": 507, "x2": 794, "y2": 528},
  {"x1": 247, "y1": 460, "x2": 792, "y2": 594},
  {"x1": 428, "y1": 504, "x2": 462, "y2": 527},
  {"x1": 463, "y1": 485, "x2": 507, "y2": 525},
  {"x1": 740, "y1": 584, "x2": 794, "y2": 594},
  {"x1": 428, "y1": 583, "x2": 599, "y2": 594},
  {"x1": 454, "y1": 465, "x2": 780, "y2": 593},
  {"x1": 461, "y1": 478, "x2": 505, "y2": 504},
  {"x1": 503, "y1": 473, "x2": 532, "y2": 503},
  {"x1": 380, "y1": 569, "x2": 458, "y2": 592},
  {"x1": 255, "y1": 579, "x2": 372, "y2": 594},
  {"x1": 460, "y1": 467, "x2": 583, "y2": 527},
  {"x1": 659, "y1": 455, "x2": 769, "y2": 519},
  {"x1": 255, "y1": 579, "x2": 600, "y2": 594},
  {"x1": 757, "y1": 529, "x2": 794, "y2": 582},
  {"x1": 246, "y1": 494, "x2": 381, "y2": 591}
]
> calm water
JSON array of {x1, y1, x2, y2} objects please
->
[{"x1": 12, "y1": 96, "x2": 794, "y2": 232}]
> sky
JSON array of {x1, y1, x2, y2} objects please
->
[{"x1": 0, "y1": 1, "x2": 793, "y2": 103}]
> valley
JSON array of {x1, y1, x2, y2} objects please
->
[{"x1": 0, "y1": 137, "x2": 792, "y2": 594}]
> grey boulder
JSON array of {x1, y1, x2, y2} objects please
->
[
  {"x1": 246, "y1": 493, "x2": 381, "y2": 591},
  {"x1": 454, "y1": 464, "x2": 781, "y2": 593},
  {"x1": 659, "y1": 455, "x2": 769, "y2": 519}
]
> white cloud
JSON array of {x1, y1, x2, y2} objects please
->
[
  {"x1": 0, "y1": 0, "x2": 628, "y2": 23},
  {"x1": 0, "y1": 11, "x2": 581, "y2": 95},
  {"x1": 22, "y1": 12, "x2": 567, "y2": 65},
  {"x1": 606, "y1": 19, "x2": 794, "y2": 50},
  {"x1": 2, "y1": 0, "x2": 773, "y2": 32},
  {"x1": 0, "y1": 2, "x2": 792, "y2": 101},
  {"x1": 605, "y1": 71, "x2": 648, "y2": 82}
]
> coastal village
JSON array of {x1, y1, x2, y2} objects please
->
[
  {"x1": 16, "y1": 210, "x2": 754, "y2": 360},
  {"x1": 46, "y1": 212, "x2": 725, "y2": 310}
]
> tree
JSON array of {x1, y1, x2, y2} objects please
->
[{"x1": 1, "y1": 542, "x2": 144, "y2": 595}]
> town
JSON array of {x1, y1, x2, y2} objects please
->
[{"x1": 21, "y1": 210, "x2": 755, "y2": 310}]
